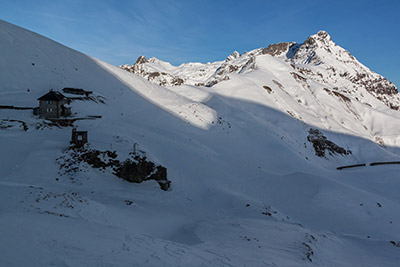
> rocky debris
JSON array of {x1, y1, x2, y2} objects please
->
[
  {"x1": 296, "y1": 67, "x2": 317, "y2": 77},
  {"x1": 263, "y1": 86, "x2": 272, "y2": 93},
  {"x1": 350, "y1": 73, "x2": 398, "y2": 95},
  {"x1": 272, "y1": 79, "x2": 284, "y2": 90},
  {"x1": 349, "y1": 73, "x2": 400, "y2": 109},
  {"x1": 171, "y1": 77, "x2": 184, "y2": 86},
  {"x1": 215, "y1": 116, "x2": 231, "y2": 130},
  {"x1": 57, "y1": 146, "x2": 171, "y2": 190},
  {"x1": 22, "y1": 186, "x2": 88, "y2": 218},
  {"x1": 240, "y1": 235, "x2": 260, "y2": 243},
  {"x1": 205, "y1": 80, "x2": 219, "y2": 87},
  {"x1": 124, "y1": 200, "x2": 134, "y2": 206},
  {"x1": 307, "y1": 128, "x2": 352, "y2": 157},
  {"x1": 332, "y1": 91, "x2": 351, "y2": 103},
  {"x1": 146, "y1": 72, "x2": 184, "y2": 86},
  {"x1": 114, "y1": 154, "x2": 170, "y2": 191},
  {"x1": 262, "y1": 204, "x2": 278, "y2": 217},
  {"x1": 291, "y1": 72, "x2": 310, "y2": 89},
  {"x1": 80, "y1": 150, "x2": 119, "y2": 169},
  {"x1": 323, "y1": 88, "x2": 333, "y2": 95},
  {"x1": 228, "y1": 65, "x2": 240, "y2": 72},
  {"x1": 291, "y1": 72, "x2": 307, "y2": 83},
  {"x1": 302, "y1": 242, "x2": 314, "y2": 262},
  {"x1": 302, "y1": 233, "x2": 317, "y2": 262},
  {"x1": 390, "y1": 241, "x2": 400, "y2": 247},
  {"x1": 286, "y1": 110, "x2": 296, "y2": 118},
  {"x1": 147, "y1": 71, "x2": 161, "y2": 79},
  {"x1": 374, "y1": 136, "x2": 385, "y2": 147}
]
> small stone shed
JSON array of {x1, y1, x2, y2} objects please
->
[
  {"x1": 37, "y1": 90, "x2": 71, "y2": 118},
  {"x1": 71, "y1": 128, "x2": 88, "y2": 147}
]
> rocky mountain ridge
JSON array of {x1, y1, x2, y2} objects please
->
[
  {"x1": 121, "y1": 30, "x2": 399, "y2": 110},
  {"x1": 263, "y1": 31, "x2": 399, "y2": 110}
]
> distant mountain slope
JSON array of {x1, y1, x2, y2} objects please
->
[
  {"x1": 119, "y1": 49, "x2": 259, "y2": 87},
  {"x1": 120, "y1": 30, "x2": 400, "y2": 152},
  {"x1": 0, "y1": 20, "x2": 216, "y2": 129},
  {"x1": 1, "y1": 20, "x2": 400, "y2": 266},
  {"x1": 122, "y1": 31, "x2": 400, "y2": 111},
  {"x1": 263, "y1": 31, "x2": 400, "y2": 110}
]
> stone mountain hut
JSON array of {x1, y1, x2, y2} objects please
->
[{"x1": 36, "y1": 90, "x2": 71, "y2": 118}]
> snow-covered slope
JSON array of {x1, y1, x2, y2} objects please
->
[
  {"x1": 122, "y1": 31, "x2": 399, "y2": 110},
  {"x1": 121, "y1": 30, "x2": 400, "y2": 155},
  {"x1": 263, "y1": 30, "x2": 400, "y2": 110},
  {"x1": 119, "y1": 49, "x2": 260, "y2": 87},
  {"x1": 2, "y1": 20, "x2": 400, "y2": 266}
]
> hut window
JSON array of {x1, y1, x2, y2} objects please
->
[
  {"x1": 46, "y1": 100, "x2": 52, "y2": 104},
  {"x1": 47, "y1": 108, "x2": 52, "y2": 112}
]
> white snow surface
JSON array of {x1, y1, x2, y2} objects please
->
[{"x1": 1, "y1": 20, "x2": 400, "y2": 266}]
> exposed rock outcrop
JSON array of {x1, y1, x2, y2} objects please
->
[{"x1": 307, "y1": 128, "x2": 352, "y2": 158}]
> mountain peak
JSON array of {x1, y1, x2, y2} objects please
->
[
  {"x1": 308, "y1": 30, "x2": 332, "y2": 43},
  {"x1": 315, "y1": 30, "x2": 331, "y2": 40},
  {"x1": 135, "y1": 55, "x2": 148, "y2": 65},
  {"x1": 302, "y1": 30, "x2": 334, "y2": 50}
]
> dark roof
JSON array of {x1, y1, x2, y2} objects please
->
[
  {"x1": 37, "y1": 91, "x2": 66, "y2": 101},
  {"x1": 62, "y1": 87, "x2": 93, "y2": 95},
  {"x1": 63, "y1": 87, "x2": 85, "y2": 92}
]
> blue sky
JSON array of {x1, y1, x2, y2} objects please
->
[{"x1": 1, "y1": 0, "x2": 399, "y2": 87}]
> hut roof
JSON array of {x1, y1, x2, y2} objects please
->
[
  {"x1": 37, "y1": 91, "x2": 66, "y2": 101},
  {"x1": 63, "y1": 87, "x2": 84, "y2": 92},
  {"x1": 62, "y1": 87, "x2": 93, "y2": 95}
]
